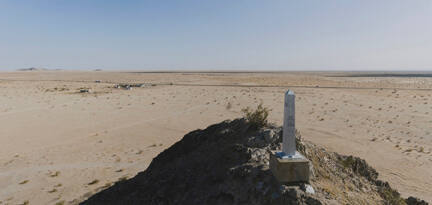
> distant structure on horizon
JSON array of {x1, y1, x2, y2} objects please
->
[
  {"x1": 17, "y1": 67, "x2": 47, "y2": 71},
  {"x1": 16, "y1": 67, "x2": 63, "y2": 71}
]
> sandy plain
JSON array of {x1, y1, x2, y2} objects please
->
[{"x1": 0, "y1": 71, "x2": 431, "y2": 204}]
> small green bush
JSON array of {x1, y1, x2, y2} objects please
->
[
  {"x1": 340, "y1": 156, "x2": 355, "y2": 168},
  {"x1": 242, "y1": 103, "x2": 270, "y2": 129}
]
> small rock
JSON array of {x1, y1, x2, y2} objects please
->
[
  {"x1": 405, "y1": 196, "x2": 428, "y2": 205},
  {"x1": 249, "y1": 148, "x2": 266, "y2": 162},
  {"x1": 305, "y1": 184, "x2": 315, "y2": 195},
  {"x1": 263, "y1": 129, "x2": 276, "y2": 143}
]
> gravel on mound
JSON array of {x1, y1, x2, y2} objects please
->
[{"x1": 81, "y1": 119, "x2": 428, "y2": 205}]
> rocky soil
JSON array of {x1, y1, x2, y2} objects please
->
[{"x1": 81, "y1": 119, "x2": 428, "y2": 205}]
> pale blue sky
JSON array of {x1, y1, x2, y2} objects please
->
[{"x1": 0, "y1": 0, "x2": 431, "y2": 71}]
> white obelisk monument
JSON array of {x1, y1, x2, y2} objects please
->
[
  {"x1": 282, "y1": 90, "x2": 296, "y2": 157},
  {"x1": 270, "y1": 89, "x2": 310, "y2": 182}
]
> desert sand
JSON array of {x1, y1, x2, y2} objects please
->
[{"x1": 0, "y1": 71, "x2": 431, "y2": 204}]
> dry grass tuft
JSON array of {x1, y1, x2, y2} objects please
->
[
  {"x1": 19, "y1": 180, "x2": 29, "y2": 185},
  {"x1": 226, "y1": 102, "x2": 232, "y2": 110},
  {"x1": 241, "y1": 103, "x2": 270, "y2": 129},
  {"x1": 88, "y1": 179, "x2": 99, "y2": 185}
]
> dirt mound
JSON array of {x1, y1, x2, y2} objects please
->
[{"x1": 81, "y1": 119, "x2": 428, "y2": 205}]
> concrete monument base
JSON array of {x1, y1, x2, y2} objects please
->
[{"x1": 269, "y1": 151, "x2": 310, "y2": 183}]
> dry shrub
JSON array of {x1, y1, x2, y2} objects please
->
[
  {"x1": 226, "y1": 102, "x2": 232, "y2": 110},
  {"x1": 241, "y1": 103, "x2": 270, "y2": 129}
]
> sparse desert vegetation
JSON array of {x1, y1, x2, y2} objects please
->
[
  {"x1": 88, "y1": 179, "x2": 99, "y2": 185},
  {"x1": 241, "y1": 102, "x2": 270, "y2": 129},
  {"x1": 0, "y1": 71, "x2": 431, "y2": 204},
  {"x1": 18, "y1": 180, "x2": 29, "y2": 185}
]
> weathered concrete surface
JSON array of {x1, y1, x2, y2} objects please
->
[{"x1": 270, "y1": 151, "x2": 310, "y2": 183}]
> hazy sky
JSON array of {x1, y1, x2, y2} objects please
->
[{"x1": 0, "y1": 0, "x2": 431, "y2": 71}]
